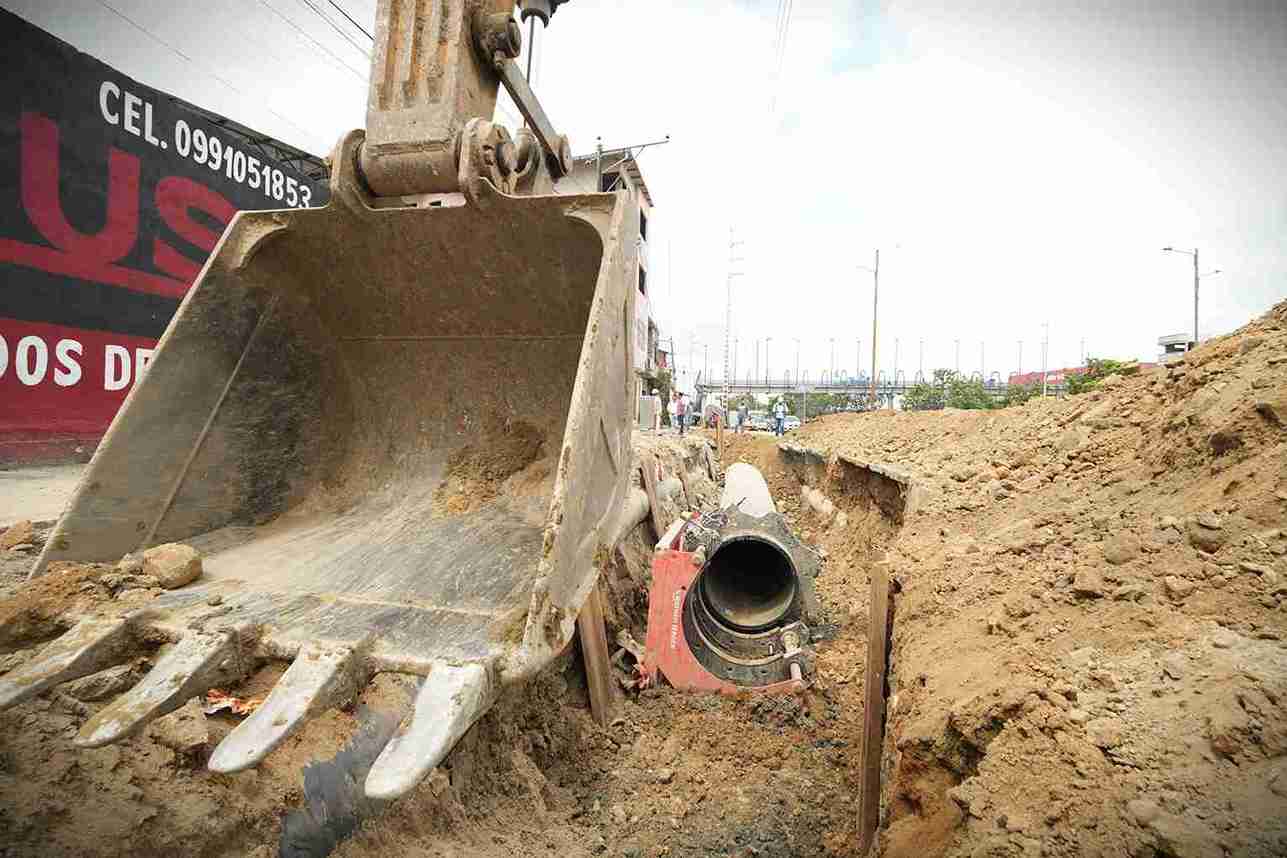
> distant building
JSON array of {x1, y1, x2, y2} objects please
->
[
  {"x1": 1157, "y1": 333, "x2": 1195, "y2": 364},
  {"x1": 557, "y1": 150, "x2": 667, "y2": 426},
  {"x1": 1007, "y1": 367, "x2": 1086, "y2": 387},
  {"x1": 556, "y1": 149, "x2": 657, "y2": 376}
]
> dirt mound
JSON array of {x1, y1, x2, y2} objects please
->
[
  {"x1": 2, "y1": 301, "x2": 1285, "y2": 857},
  {"x1": 790, "y1": 299, "x2": 1287, "y2": 856},
  {"x1": 432, "y1": 421, "x2": 548, "y2": 516}
]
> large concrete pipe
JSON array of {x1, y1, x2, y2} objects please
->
[
  {"x1": 720, "y1": 462, "x2": 775, "y2": 518},
  {"x1": 666, "y1": 463, "x2": 820, "y2": 687}
]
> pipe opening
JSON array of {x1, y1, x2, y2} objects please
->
[{"x1": 698, "y1": 536, "x2": 797, "y2": 633}]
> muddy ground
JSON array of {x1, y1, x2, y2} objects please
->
[{"x1": 2, "y1": 301, "x2": 1287, "y2": 857}]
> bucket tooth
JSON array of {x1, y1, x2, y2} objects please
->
[
  {"x1": 0, "y1": 618, "x2": 130, "y2": 710},
  {"x1": 75, "y1": 631, "x2": 243, "y2": 748},
  {"x1": 364, "y1": 662, "x2": 495, "y2": 801},
  {"x1": 209, "y1": 645, "x2": 362, "y2": 773}
]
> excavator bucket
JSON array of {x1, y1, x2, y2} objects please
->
[{"x1": 14, "y1": 130, "x2": 638, "y2": 799}]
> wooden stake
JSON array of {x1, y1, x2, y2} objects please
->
[
  {"x1": 639, "y1": 454, "x2": 666, "y2": 541},
  {"x1": 577, "y1": 581, "x2": 615, "y2": 726},
  {"x1": 858, "y1": 560, "x2": 892, "y2": 855}
]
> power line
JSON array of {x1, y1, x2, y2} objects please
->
[
  {"x1": 256, "y1": 0, "x2": 368, "y2": 80},
  {"x1": 327, "y1": 0, "x2": 372, "y2": 40},
  {"x1": 92, "y1": 0, "x2": 321, "y2": 148},
  {"x1": 769, "y1": 0, "x2": 795, "y2": 117},
  {"x1": 296, "y1": 0, "x2": 373, "y2": 57}
]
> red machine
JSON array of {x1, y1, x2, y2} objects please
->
[{"x1": 640, "y1": 501, "x2": 818, "y2": 695}]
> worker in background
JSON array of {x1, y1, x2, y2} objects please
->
[
  {"x1": 738, "y1": 402, "x2": 749, "y2": 434},
  {"x1": 676, "y1": 393, "x2": 688, "y2": 435},
  {"x1": 651, "y1": 389, "x2": 662, "y2": 431},
  {"x1": 667, "y1": 392, "x2": 679, "y2": 433},
  {"x1": 773, "y1": 397, "x2": 787, "y2": 436}
]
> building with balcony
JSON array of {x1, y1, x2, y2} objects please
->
[
  {"x1": 556, "y1": 150, "x2": 662, "y2": 421},
  {"x1": 1157, "y1": 333, "x2": 1195, "y2": 364}
]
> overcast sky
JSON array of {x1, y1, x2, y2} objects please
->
[{"x1": 9, "y1": 0, "x2": 1286, "y2": 382}]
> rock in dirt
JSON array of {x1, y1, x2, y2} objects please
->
[
  {"x1": 149, "y1": 697, "x2": 208, "y2": 753},
  {"x1": 1148, "y1": 811, "x2": 1224, "y2": 858},
  {"x1": 1071, "y1": 569, "x2": 1105, "y2": 599},
  {"x1": 116, "y1": 552, "x2": 144, "y2": 575},
  {"x1": 1254, "y1": 394, "x2": 1287, "y2": 425},
  {"x1": 142, "y1": 543, "x2": 202, "y2": 589},
  {"x1": 1126, "y1": 798, "x2": 1161, "y2": 826},
  {"x1": 1209, "y1": 627, "x2": 1241, "y2": 649},
  {"x1": 1187, "y1": 517, "x2": 1226, "y2": 553},
  {"x1": 1163, "y1": 576, "x2": 1196, "y2": 601},
  {"x1": 1, "y1": 519, "x2": 34, "y2": 550},
  {"x1": 65, "y1": 664, "x2": 142, "y2": 702},
  {"x1": 1085, "y1": 716, "x2": 1126, "y2": 748},
  {"x1": 1208, "y1": 429, "x2": 1243, "y2": 456},
  {"x1": 1102, "y1": 533, "x2": 1141, "y2": 565}
]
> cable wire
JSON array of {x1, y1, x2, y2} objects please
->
[
  {"x1": 93, "y1": 0, "x2": 320, "y2": 147},
  {"x1": 257, "y1": 0, "x2": 368, "y2": 78},
  {"x1": 327, "y1": 0, "x2": 373, "y2": 40},
  {"x1": 295, "y1": 0, "x2": 373, "y2": 57}
]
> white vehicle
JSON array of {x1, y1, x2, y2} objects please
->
[{"x1": 784, "y1": 415, "x2": 801, "y2": 431}]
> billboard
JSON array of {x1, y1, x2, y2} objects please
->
[{"x1": 0, "y1": 10, "x2": 329, "y2": 464}]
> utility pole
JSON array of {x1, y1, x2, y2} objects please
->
[
  {"x1": 595, "y1": 137, "x2": 603, "y2": 191},
  {"x1": 1041, "y1": 322, "x2": 1049, "y2": 397},
  {"x1": 1080, "y1": 337, "x2": 1086, "y2": 366},
  {"x1": 795, "y1": 338, "x2": 801, "y2": 387},
  {"x1": 862, "y1": 250, "x2": 880, "y2": 406},
  {"x1": 1163, "y1": 246, "x2": 1218, "y2": 347},
  {"x1": 1193, "y1": 248, "x2": 1199, "y2": 344},
  {"x1": 732, "y1": 337, "x2": 739, "y2": 386},
  {"x1": 765, "y1": 337, "x2": 773, "y2": 387},
  {"x1": 754, "y1": 339, "x2": 760, "y2": 387},
  {"x1": 894, "y1": 338, "x2": 900, "y2": 382},
  {"x1": 723, "y1": 227, "x2": 744, "y2": 411}
]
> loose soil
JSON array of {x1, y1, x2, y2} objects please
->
[{"x1": 2, "y1": 302, "x2": 1286, "y2": 857}]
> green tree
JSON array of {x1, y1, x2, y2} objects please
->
[
  {"x1": 902, "y1": 381, "x2": 945, "y2": 411},
  {"x1": 1066, "y1": 357, "x2": 1140, "y2": 395},
  {"x1": 945, "y1": 374, "x2": 995, "y2": 410},
  {"x1": 999, "y1": 381, "x2": 1040, "y2": 407}
]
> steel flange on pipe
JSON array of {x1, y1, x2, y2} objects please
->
[{"x1": 678, "y1": 464, "x2": 820, "y2": 688}]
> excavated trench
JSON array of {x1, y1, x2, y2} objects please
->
[{"x1": 0, "y1": 433, "x2": 939, "y2": 858}]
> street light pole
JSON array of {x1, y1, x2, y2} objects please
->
[
  {"x1": 1162, "y1": 246, "x2": 1220, "y2": 347},
  {"x1": 1193, "y1": 247, "x2": 1199, "y2": 344},
  {"x1": 765, "y1": 337, "x2": 772, "y2": 388},
  {"x1": 861, "y1": 250, "x2": 879, "y2": 405},
  {"x1": 1041, "y1": 322, "x2": 1049, "y2": 397}
]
